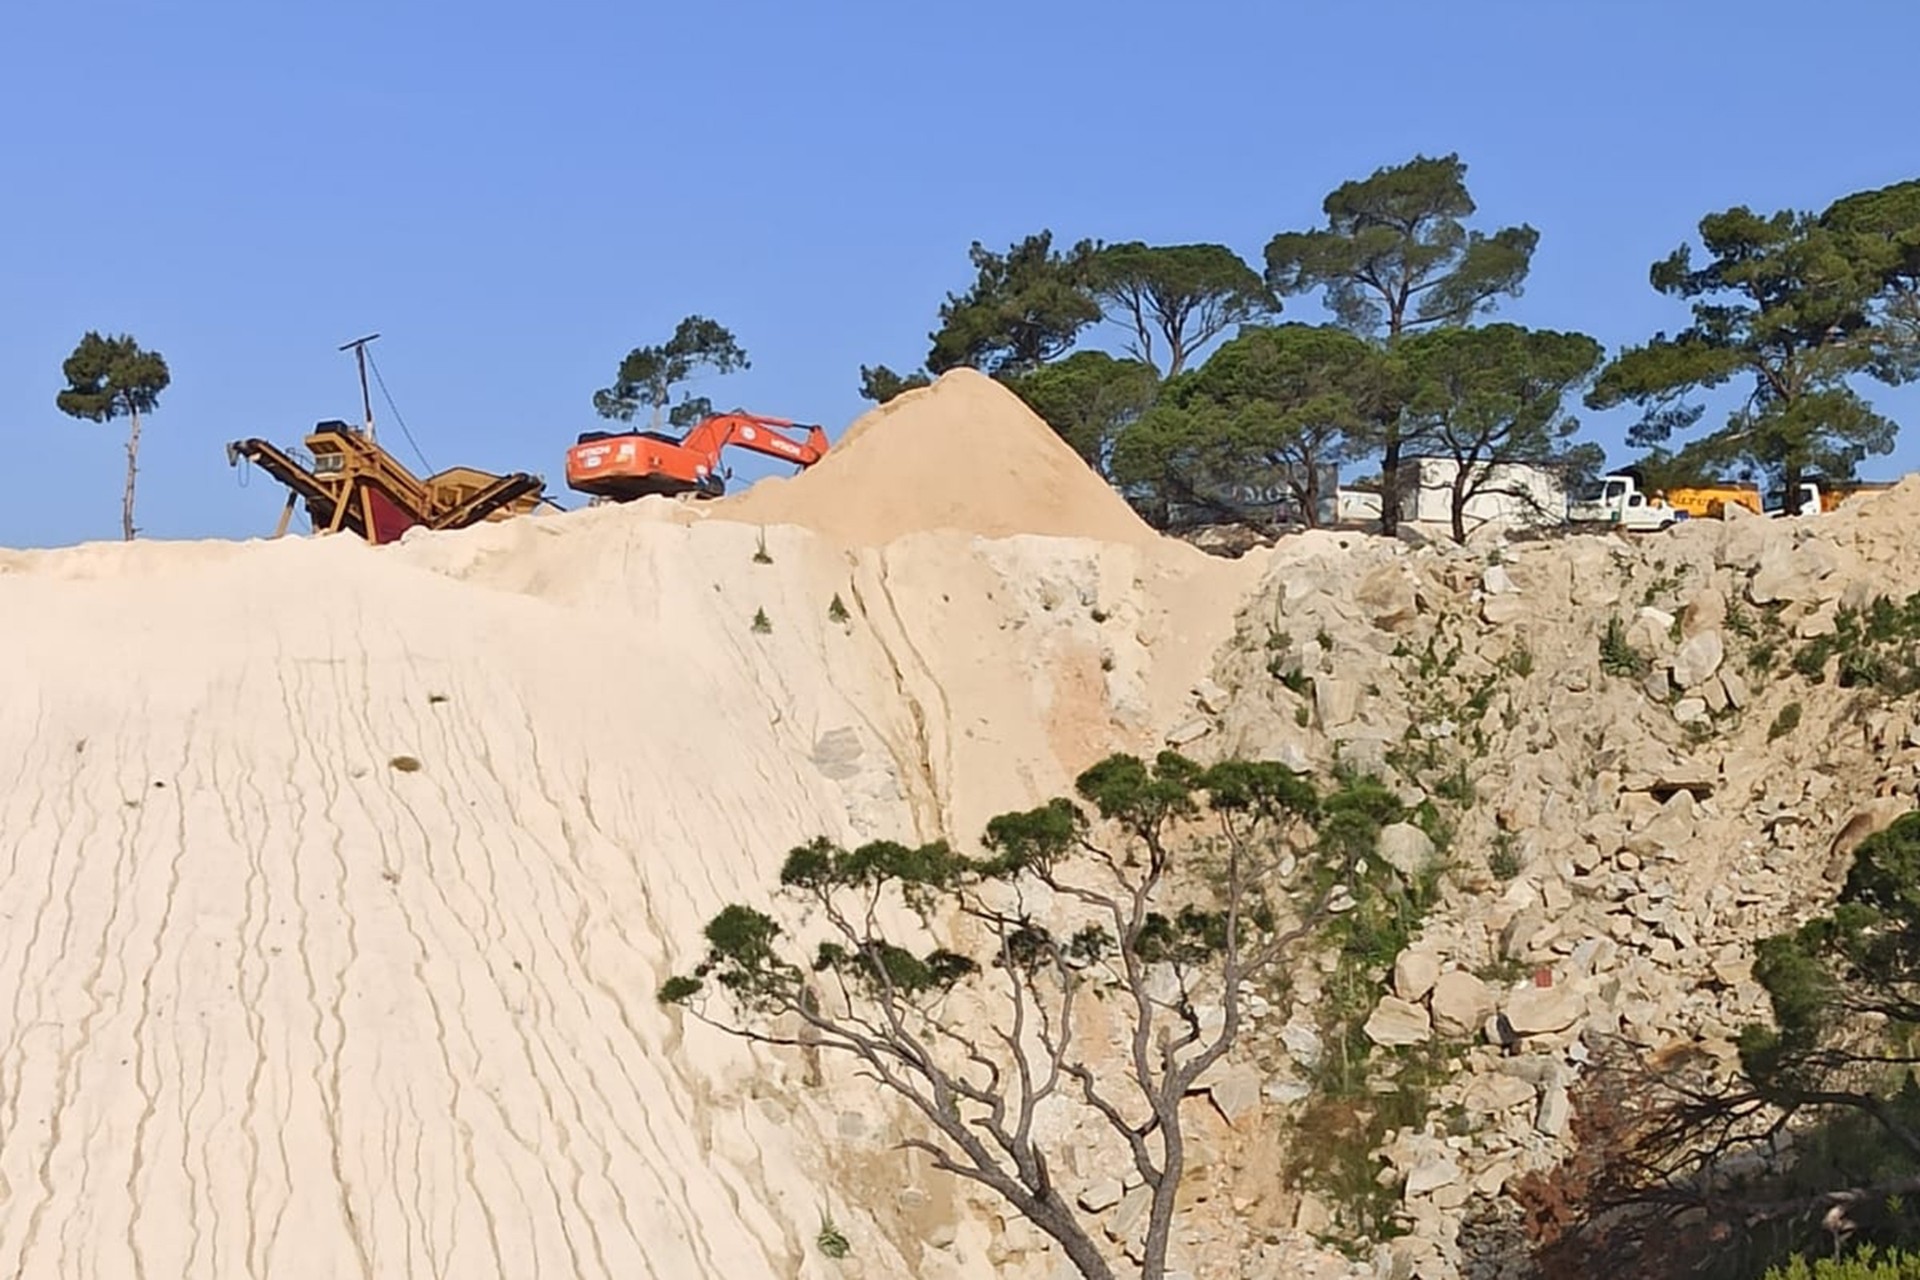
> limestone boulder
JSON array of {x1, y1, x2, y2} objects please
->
[
  {"x1": 1313, "y1": 675, "x2": 1360, "y2": 730},
  {"x1": 1429, "y1": 972, "x2": 1495, "y2": 1037},
  {"x1": 1207, "y1": 1062, "x2": 1265, "y2": 1125},
  {"x1": 1364, "y1": 995, "x2": 1433, "y2": 1047},
  {"x1": 1378, "y1": 821, "x2": 1439, "y2": 878},
  {"x1": 1503, "y1": 983, "x2": 1585, "y2": 1037},
  {"x1": 1481, "y1": 593, "x2": 1530, "y2": 626},
  {"x1": 1748, "y1": 536, "x2": 1840, "y2": 605},
  {"x1": 1461, "y1": 1073, "x2": 1535, "y2": 1113},
  {"x1": 1355, "y1": 564, "x2": 1420, "y2": 632},
  {"x1": 1393, "y1": 950, "x2": 1440, "y2": 1003},
  {"x1": 1404, "y1": 1156, "x2": 1462, "y2": 1197},
  {"x1": 1627, "y1": 789, "x2": 1698, "y2": 859},
  {"x1": 1670, "y1": 631, "x2": 1724, "y2": 689}
]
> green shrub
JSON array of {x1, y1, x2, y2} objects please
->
[
  {"x1": 1768, "y1": 701, "x2": 1803, "y2": 742},
  {"x1": 751, "y1": 608, "x2": 772, "y2": 634},
  {"x1": 1791, "y1": 592, "x2": 1920, "y2": 695},
  {"x1": 1765, "y1": 1247, "x2": 1920, "y2": 1279},
  {"x1": 827, "y1": 593, "x2": 850, "y2": 624}
]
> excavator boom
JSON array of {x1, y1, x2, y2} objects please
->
[{"x1": 565, "y1": 412, "x2": 829, "y2": 502}]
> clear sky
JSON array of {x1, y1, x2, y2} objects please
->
[{"x1": 3, "y1": 0, "x2": 1917, "y2": 548}]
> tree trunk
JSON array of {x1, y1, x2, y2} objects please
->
[
  {"x1": 122, "y1": 406, "x2": 142, "y2": 541},
  {"x1": 1140, "y1": 1145, "x2": 1183, "y2": 1280},
  {"x1": 1784, "y1": 464, "x2": 1804, "y2": 516},
  {"x1": 1027, "y1": 1192, "x2": 1118, "y2": 1280},
  {"x1": 1452, "y1": 466, "x2": 1470, "y2": 545},
  {"x1": 1164, "y1": 332, "x2": 1186, "y2": 379},
  {"x1": 1379, "y1": 431, "x2": 1402, "y2": 537}
]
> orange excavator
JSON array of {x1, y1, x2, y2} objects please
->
[{"x1": 565, "y1": 412, "x2": 830, "y2": 502}]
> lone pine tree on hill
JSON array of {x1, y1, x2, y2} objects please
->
[
  {"x1": 55, "y1": 331, "x2": 171, "y2": 542},
  {"x1": 593, "y1": 315, "x2": 749, "y2": 429}
]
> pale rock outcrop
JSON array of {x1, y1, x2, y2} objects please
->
[{"x1": 1747, "y1": 535, "x2": 1841, "y2": 605}]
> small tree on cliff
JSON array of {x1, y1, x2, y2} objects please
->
[
  {"x1": 56, "y1": 331, "x2": 170, "y2": 542},
  {"x1": 660, "y1": 752, "x2": 1326, "y2": 1280}
]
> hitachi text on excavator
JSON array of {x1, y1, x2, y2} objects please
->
[{"x1": 565, "y1": 413, "x2": 829, "y2": 502}]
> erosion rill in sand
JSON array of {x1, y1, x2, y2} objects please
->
[{"x1": 4, "y1": 364, "x2": 1919, "y2": 1277}]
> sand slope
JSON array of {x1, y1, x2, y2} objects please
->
[{"x1": 0, "y1": 374, "x2": 1265, "y2": 1277}]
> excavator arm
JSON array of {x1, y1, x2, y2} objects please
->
[{"x1": 683, "y1": 414, "x2": 830, "y2": 469}]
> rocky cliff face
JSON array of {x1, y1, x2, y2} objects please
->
[{"x1": 1167, "y1": 487, "x2": 1920, "y2": 1278}]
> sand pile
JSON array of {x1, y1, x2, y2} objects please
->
[{"x1": 715, "y1": 367, "x2": 1159, "y2": 546}]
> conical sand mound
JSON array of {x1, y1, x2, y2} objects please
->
[{"x1": 715, "y1": 367, "x2": 1160, "y2": 546}]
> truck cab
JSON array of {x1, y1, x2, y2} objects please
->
[{"x1": 1569, "y1": 474, "x2": 1682, "y2": 532}]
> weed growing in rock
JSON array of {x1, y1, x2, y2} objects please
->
[
  {"x1": 1271, "y1": 659, "x2": 1311, "y2": 697},
  {"x1": 751, "y1": 608, "x2": 772, "y2": 634},
  {"x1": 1433, "y1": 763, "x2": 1475, "y2": 807},
  {"x1": 816, "y1": 1210, "x2": 850, "y2": 1259},
  {"x1": 752, "y1": 528, "x2": 773, "y2": 564},
  {"x1": 1489, "y1": 831, "x2": 1522, "y2": 880},
  {"x1": 1768, "y1": 701, "x2": 1803, "y2": 742},
  {"x1": 827, "y1": 593, "x2": 850, "y2": 624},
  {"x1": 388, "y1": 755, "x2": 422, "y2": 773},
  {"x1": 1600, "y1": 616, "x2": 1648, "y2": 678}
]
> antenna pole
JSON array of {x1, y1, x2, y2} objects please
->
[{"x1": 338, "y1": 333, "x2": 381, "y2": 439}]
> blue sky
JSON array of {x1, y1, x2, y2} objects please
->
[{"x1": 3, "y1": 0, "x2": 1916, "y2": 548}]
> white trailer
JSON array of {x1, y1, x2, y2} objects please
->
[{"x1": 1400, "y1": 457, "x2": 1568, "y2": 532}]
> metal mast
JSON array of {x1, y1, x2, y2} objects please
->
[{"x1": 338, "y1": 333, "x2": 381, "y2": 439}]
